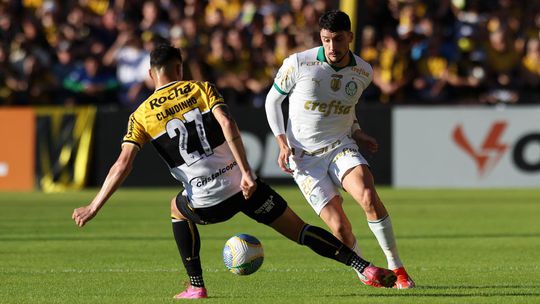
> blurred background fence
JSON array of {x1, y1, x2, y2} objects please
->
[{"x1": 1, "y1": 104, "x2": 539, "y2": 191}]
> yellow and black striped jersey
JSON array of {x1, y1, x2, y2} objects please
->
[{"x1": 122, "y1": 80, "x2": 244, "y2": 207}]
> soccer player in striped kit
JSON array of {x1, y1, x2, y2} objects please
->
[{"x1": 265, "y1": 10, "x2": 415, "y2": 289}]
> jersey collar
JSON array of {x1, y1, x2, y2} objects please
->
[
  {"x1": 155, "y1": 81, "x2": 179, "y2": 92},
  {"x1": 317, "y1": 46, "x2": 356, "y2": 72}
]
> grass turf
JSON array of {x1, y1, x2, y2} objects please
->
[{"x1": 1, "y1": 187, "x2": 539, "y2": 303}]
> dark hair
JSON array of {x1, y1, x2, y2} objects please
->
[
  {"x1": 319, "y1": 10, "x2": 351, "y2": 32},
  {"x1": 150, "y1": 44, "x2": 182, "y2": 68}
]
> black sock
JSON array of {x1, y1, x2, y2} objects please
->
[
  {"x1": 349, "y1": 255, "x2": 370, "y2": 274},
  {"x1": 172, "y1": 219, "x2": 204, "y2": 287},
  {"x1": 189, "y1": 275, "x2": 205, "y2": 288},
  {"x1": 298, "y1": 224, "x2": 370, "y2": 272}
]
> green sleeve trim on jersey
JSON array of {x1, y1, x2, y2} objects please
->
[{"x1": 273, "y1": 83, "x2": 288, "y2": 95}]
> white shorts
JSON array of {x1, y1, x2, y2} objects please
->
[{"x1": 289, "y1": 136, "x2": 369, "y2": 215}]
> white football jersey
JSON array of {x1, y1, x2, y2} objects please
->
[{"x1": 273, "y1": 46, "x2": 373, "y2": 152}]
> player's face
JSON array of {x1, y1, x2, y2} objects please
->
[{"x1": 320, "y1": 29, "x2": 353, "y2": 67}]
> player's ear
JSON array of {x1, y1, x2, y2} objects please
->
[
  {"x1": 148, "y1": 68, "x2": 154, "y2": 81},
  {"x1": 348, "y1": 31, "x2": 354, "y2": 43}
]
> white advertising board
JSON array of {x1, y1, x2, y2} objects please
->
[{"x1": 393, "y1": 106, "x2": 540, "y2": 187}]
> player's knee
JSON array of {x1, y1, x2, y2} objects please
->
[
  {"x1": 170, "y1": 197, "x2": 177, "y2": 213},
  {"x1": 328, "y1": 195, "x2": 343, "y2": 205},
  {"x1": 171, "y1": 197, "x2": 186, "y2": 220}
]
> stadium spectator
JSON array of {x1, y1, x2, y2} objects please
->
[
  {"x1": 63, "y1": 54, "x2": 119, "y2": 105},
  {"x1": 412, "y1": 34, "x2": 454, "y2": 103},
  {"x1": 103, "y1": 26, "x2": 152, "y2": 109},
  {"x1": 272, "y1": 31, "x2": 290, "y2": 63},
  {"x1": 372, "y1": 31, "x2": 412, "y2": 103},
  {"x1": 480, "y1": 28, "x2": 521, "y2": 104},
  {"x1": 22, "y1": 52, "x2": 58, "y2": 105},
  {"x1": 445, "y1": 45, "x2": 485, "y2": 104},
  {"x1": 94, "y1": 8, "x2": 120, "y2": 49},
  {"x1": 0, "y1": 44, "x2": 22, "y2": 105},
  {"x1": 139, "y1": 0, "x2": 169, "y2": 39},
  {"x1": 360, "y1": 26, "x2": 379, "y2": 66},
  {"x1": 520, "y1": 37, "x2": 540, "y2": 103},
  {"x1": 177, "y1": 16, "x2": 205, "y2": 81},
  {"x1": 245, "y1": 46, "x2": 274, "y2": 108},
  {"x1": 52, "y1": 41, "x2": 77, "y2": 105},
  {"x1": 0, "y1": 3, "x2": 15, "y2": 43}
]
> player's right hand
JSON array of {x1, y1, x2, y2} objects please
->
[
  {"x1": 275, "y1": 135, "x2": 293, "y2": 174},
  {"x1": 278, "y1": 146, "x2": 293, "y2": 174},
  {"x1": 72, "y1": 205, "x2": 97, "y2": 227},
  {"x1": 240, "y1": 173, "x2": 257, "y2": 199}
]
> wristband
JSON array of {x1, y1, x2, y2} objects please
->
[{"x1": 351, "y1": 122, "x2": 361, "y2": 133}]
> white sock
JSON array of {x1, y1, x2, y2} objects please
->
[
  {"x1": 368, "y1": 215, "x2": 403, "y2": 270},
  {"x1": 352, "y1": 239, "x2": 363, "y2": 258}
]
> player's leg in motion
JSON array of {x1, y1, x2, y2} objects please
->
[
  {"x1": 341, "y1": 165, "x2": 415, "y2": 289},
  {"x1": 170, "y1": 198, "x2": 208, "y2": 299},
  {"x1": 269, "y1": 207, "x2": 397, "y2": 288},
  {"x1": 319, "y1": 196, "x2": 374, "y2": 283},
  {"x1": 318, "y1": 195, "x2": 360, "y2": 253}
]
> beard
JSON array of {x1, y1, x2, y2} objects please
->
[{"x1": 327, "y1": 52, "x2": 347, "y2": 65}]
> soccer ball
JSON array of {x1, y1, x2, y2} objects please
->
[{"x1": 223, "y1": 234, "x2": 264, "y2": 275}]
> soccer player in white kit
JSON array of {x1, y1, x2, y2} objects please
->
[{"x1": 265, "y1": 10, "x2": 415, "y2": 289}]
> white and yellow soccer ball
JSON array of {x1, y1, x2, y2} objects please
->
[{"x1": 223, "y1": 234, "x2": 264, "y2": 275}]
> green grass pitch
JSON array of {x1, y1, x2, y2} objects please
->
[{"x1": 1, "y1": 187, "x2": 540, "y2": 303}]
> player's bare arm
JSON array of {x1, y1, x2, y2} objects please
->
[
  {"x1": 212, "y1": 104, "x2": 256, "y2": 199},
  {"x1": 350, "y1": 119, "x2": 378, "y2": 154},
  {"x1": 264, "y1": 85, "x2": 292, "y2": 174},
  {"x1": 72, "y1": 143, "x2": 139, "y2": 227},
  {"x1": 352, "y1": 128, "x2": 379, "y2": 154}
]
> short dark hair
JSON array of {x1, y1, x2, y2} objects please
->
[
  {"x1": 150, "y1": 44, "x2": 182, "y2": 68},
  {"x1": 319, "y1": 10, "x2": 351, "y2": 32}
]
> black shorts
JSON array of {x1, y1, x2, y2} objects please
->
[{"x1": 175, "y1": 179, "x2": 288, "y2": 225}]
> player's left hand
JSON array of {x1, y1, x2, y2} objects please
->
[
  {"x1": 354, "y1": 131, "x2": 379, "y2": 154},
  {"x1": 72, "y1": 205, "x2": 98, "y2": 227}
]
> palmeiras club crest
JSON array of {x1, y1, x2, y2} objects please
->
[{"x1": 345, "y1": 81, "x2": 358, "y2": 96}]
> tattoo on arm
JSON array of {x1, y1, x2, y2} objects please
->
[{"x1": 227, "y1": 135, "x2": 241, "y2": 143}]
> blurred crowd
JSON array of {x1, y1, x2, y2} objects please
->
[
  {"x1": 361, "y1": 0, "x2": 540, "y2": 104},
  {"x1": 0, "y1": 0, "x2": 539, "y2": 109}
]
